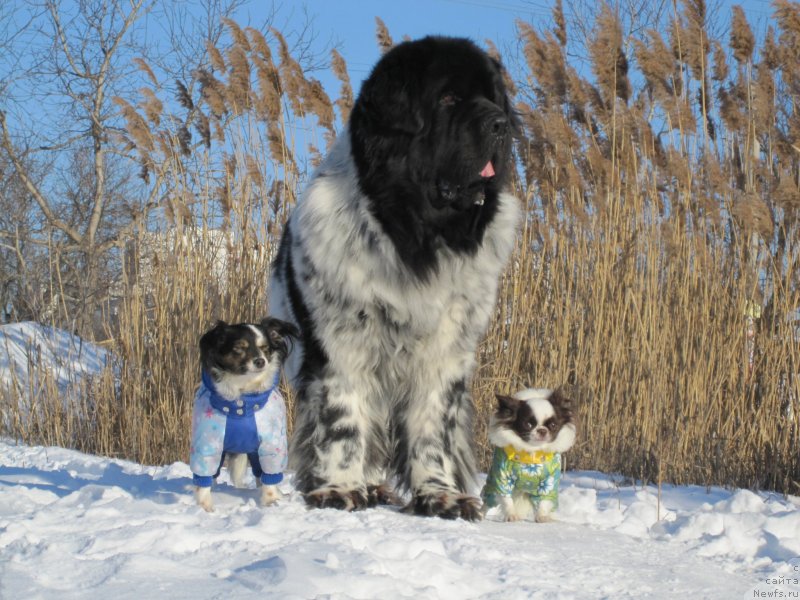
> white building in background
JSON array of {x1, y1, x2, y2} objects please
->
[
  {"x1": 126, "y1": 228, "x2": 225, "y2": 287},
  {"x1": 120, "y1": 226, "x2": 275, "y2": 296}
]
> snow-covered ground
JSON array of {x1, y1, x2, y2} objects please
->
[{"x1": 1, "y1": 440, "x2": 798, "y2": 599}]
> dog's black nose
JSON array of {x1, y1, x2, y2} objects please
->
[
  {"x1": 535, "y1": 426, "x2": 549, "y2": 437},
  {"x1": 253, "y1": 357, "x2": 266, "y2": 369}
]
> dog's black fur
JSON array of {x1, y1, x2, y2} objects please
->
[
  {"x1": 269, "y1": 37, "x2": 520, "y2": 520},
  {"x1": 349, "y1": 36, "x2": 516, "y2": 278}
]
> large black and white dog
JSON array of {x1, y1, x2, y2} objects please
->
[{"x1": 269, "y1": 36, "x2": 521, "y2": 519}]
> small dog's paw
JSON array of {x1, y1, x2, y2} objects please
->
[
  {"x1": 304, "y1": 486, "x2": 368, "y2": 511},
  {"x1": 535, "y1": 513, "x2": 556, "y2": 523},
  {"x1": 260, "y1": 485, "x2": 283, "y2": 506},
  {"x1": 403, "y1": 491, "x2": 483, "y2": 521},
  {"x1": 366, "y1": 483, "x2": 400, "y2": 507},
  {"x1": 497, "y1": 496, "x2": 529, "y2": 522},
  {"x1": 194, "y1": 487, "x2": 214, "y2": 512},
  {"x1": 535, "y1": 500, "x2": 556, "y2": 523}
]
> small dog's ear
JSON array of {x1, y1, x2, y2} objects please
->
[
  {"x1": 199, "y1": 321, "x2": 228, "y2": 373},
  {"x1": 494, "y1": 393, "x2": 519, "y2": 416},
  {"x1": 549, "y1": 387, "x2": 574, "y2": 421},
  {"x1": 200, "y1": 320, "x2": 227, "y2": 346},
  {"x1": 201, "y1": 320, "x2": 227, "y2": 343},
  {"x1": 259, "y1": 317, "x2": 299, "y2": 351}
]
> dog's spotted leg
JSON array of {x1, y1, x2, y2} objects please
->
[
  {"x1": 291, "y1": 377, "x2": 376, "y2": 511},
  {"x1": 401, "y1": 378, "x2": 482, "y2": 521}
]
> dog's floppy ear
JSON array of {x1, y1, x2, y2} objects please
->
[
  {"x1": 259, "y1": 317, "x2": 299, "y2": 353},
  {"x1": 199, "y1": 320, "x2": 227, "y2": 347},
  {"x1": 549, "y1": 387, "x2": 574, "y2": 423},
  {"x1": 494, "y1": 393, "x2": 520, "y2": 417},
  {"x1": 351, "y1": 44, "x2": 424, "y2": 136},
  {"x1": 199, "y1": 320, "x2": 228, "y2": 372}
]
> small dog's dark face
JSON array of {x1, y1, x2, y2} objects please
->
[
  {"x1": 490, "y1": 388, "x2": 576, "y2": 451},
  {"x1": 200, "y1": 318, "x2": 298, "y2": 382}
]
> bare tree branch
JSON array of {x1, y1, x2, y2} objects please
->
[
  {"x1": 0, "y1": 111, "x2": 83, "y2": 244},
  {"x1": 85, "y1": 0, "x2": 148, "y2": 246},
  {"x1": 47, "y1": 1, "x2": 90, "y2": 79}
]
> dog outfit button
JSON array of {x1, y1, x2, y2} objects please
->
[
  {"x1": 223, "y1": 406, "x2": 229, "y2": 413},
  {"x1": 236, "y1": 400, "x2": 244, "y2": 407},
  {"x1": 237, "y1": 409, "x2": 244, "y2": 415},
  {"x1": 254, "y1": 405, "x2": 260, "y2": 410}
]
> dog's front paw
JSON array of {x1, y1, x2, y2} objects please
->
[
  {"x1": 535, "y1": 500, "x2": 556, "y2": 523},
  {"x1": 304, "y1": 486, "x2": 369, "y2": 511},
  {"x1": 194, "y1": 486, "x2": 214, "y2": 512},
  {"x1": 535, "y1": 513, "x2": 556, "y2": 523},
  {"x1": 260, "y1": 485, "x2": 283, "y2": 506},
  {"x1": 404, "y1": 491, "x2": 483, "y2": 521},
  {"x1": 497, "y1": 496, "x2": 522, "y2": 522},
  {"x1": 367, "y1": 483, "x2": 400, "y2": 507}
]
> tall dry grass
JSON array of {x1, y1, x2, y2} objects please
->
[
  {"x1": 2, "y1": 23, "x2": 333, "y2": 463},
  {"x1": 2, "y1": 3, "x2": 798, "y2": 493},
  {"x1": 477, "y1": 0, "x2": 800, "y2": 493}
]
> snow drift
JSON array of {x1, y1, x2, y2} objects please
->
[
  {"x1": 1, "y1": 440, "x2": 798, "y2": 599},
  {"x1": 0, "y1": 321, "x2": 108, "y2": 392}
]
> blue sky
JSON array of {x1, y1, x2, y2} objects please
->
[
  {"x1": 0, "y1": 0, "x2": 781, "y2": 174},
  {"x1": 253, "y1": 0, "x2": 778, "y2": 98},
  {"x1": 278, "y1": 0, "x2": 541, "y2": 78},
  {"x1": 1, "y1": 0, "x2": 780, "y2": 135}
]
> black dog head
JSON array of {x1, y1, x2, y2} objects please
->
[{"x1": 348, "y1": 36, "x2": 517, "y2": 277}]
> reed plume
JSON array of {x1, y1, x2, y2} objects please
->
[{"x1": 6, "y1": 9, "x2": 798, "y2": 495}]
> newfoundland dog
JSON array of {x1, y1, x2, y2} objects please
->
[{"x1": 269, "y1": 36, "x2": 521, "y2": 519}]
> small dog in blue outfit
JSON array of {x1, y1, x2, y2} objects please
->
[{"x1": 190, "y1": 318, "x2": 298, "y2": 512}]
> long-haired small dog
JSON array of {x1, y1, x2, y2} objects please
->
[
  {"x1": 190, "y1": 318, "x2": 298, "y2": 512},
  {"x1": 481, "y1": 388, "x2": 576, "y2": 522}
]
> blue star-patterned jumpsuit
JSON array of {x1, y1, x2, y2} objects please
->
[{"x1": 190, "y1": 371, "x2": 288, "y2": 488}]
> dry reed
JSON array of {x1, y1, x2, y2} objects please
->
[{"x1": 3, "y1": 5, "x2": 798, "y2": 494}]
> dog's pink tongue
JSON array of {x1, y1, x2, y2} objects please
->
[{"x1": 480, "y1": 161, "x2": 495, "y2": 178}]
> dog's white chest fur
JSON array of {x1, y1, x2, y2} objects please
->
[
  {"x1": 268, "y1": 116, "x2": 521, "y2": 517},
  {"x1": 272, "y1": 134, "x2": 521, "y2": 385}
]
